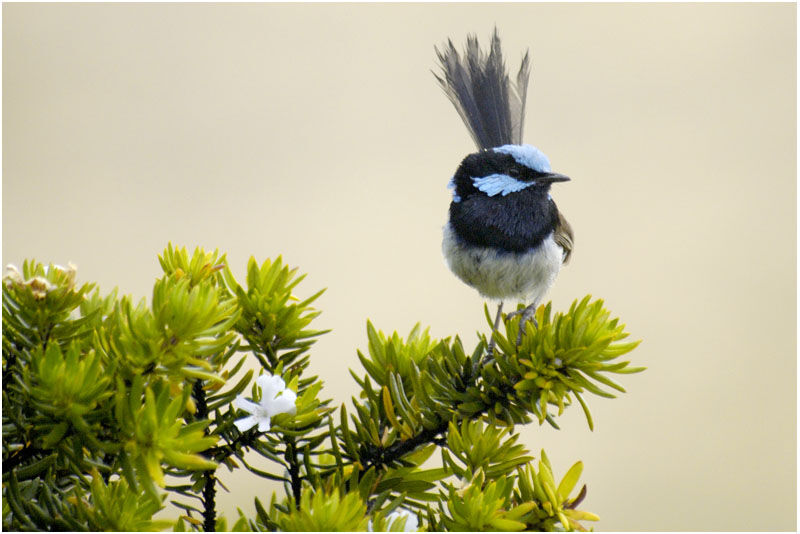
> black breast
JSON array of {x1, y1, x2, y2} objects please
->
[{"x1": 449, "y1": 189, "x2": 559, "y2": 253}]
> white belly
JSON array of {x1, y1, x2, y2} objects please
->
[{"x1": 442, "y1": 222, "x2": 563, "y2": 303}]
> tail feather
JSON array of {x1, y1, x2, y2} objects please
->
[
  {"x1": 434, "y1": 29, "x2": 531, "y2": 150},
  {"x1": 512, "y1": 51, "x2": 531, "y2": 145}
]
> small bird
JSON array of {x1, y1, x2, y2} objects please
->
[{"x1": 434, "y1": 30, "x2": 573, "y2": 346}]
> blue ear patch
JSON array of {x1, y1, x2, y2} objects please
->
[
  {"x1": 447, "y1": 176, "x2": 461, "y2": 203},
  {"x1": 472, "y1": 173, "x2": 534, "y2": 197},
  {"x1": 494, "y1": 144, "x2": 551, "y2": 172}
]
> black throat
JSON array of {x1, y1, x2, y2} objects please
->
[{"x1": 449, "y1": 187, "x2": 560, "y2": 253}]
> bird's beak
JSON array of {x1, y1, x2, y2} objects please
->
[{"x1": 536, "y1": 173, "x2": 571, "y2": 184}]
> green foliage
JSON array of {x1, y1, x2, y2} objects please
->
[
  {"x1": 439, "y1": 296, "x2": 647, "y2": 431},
  {"x1": 496, "y1": 297, "x2": 644, "y2": 429},
  {"x1": 441, "y1": 475, "x2": 530, "y2": 531},
  {"x1": 30, "y1": 343, "x2": 114, "y2": 450},
  {"x1": 95, "y1": 253, "x2": 238, "y2": 383},
  {"x1": 222, "y1": 256, "x2": 327, "y2": 373},
  {"x1": 115, "y1": 377, "x2": 218, "y2": 500},
  {"x1": 513, "y1": 451, "x2": 599, "y2": 531},
  {"x1": 2, "y1": 262, "x2": 95, "y2": 348},
  {"x1": 79, "y1": 471, "x2": 174, "y2": 531},
  {"x1": 358, "y1": 322, "x2": 437, "y2": 388},
  {"x1": 442, "y1": 419, "x2": 533, "y2": 480},
  {"x1": 274, "y1": 487, "x2": 369, "y2": 531},
  {"x1": 3, "y1": 245, "x2": 642, "y2": 532},
  {"x1": 438, "y1": 452, "x2": 598, "y2": 532},
  {"x1": 2, "y1": 249, "x2": 239, "y2": 530}
]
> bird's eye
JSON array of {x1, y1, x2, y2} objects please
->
[{"x1": 508, "y1": 168, "x2": 520, "y2": 178}]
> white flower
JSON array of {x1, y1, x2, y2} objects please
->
[
  {"x1": 233, "y1": 373, "x2": 297, "y2": 432},
  {"x1": 4, "y1": 264, "x2": 23, "y2": 286},
  {"x1": 27, "y1": 276, "x2": 54, "y2": 300},
  {"x1": 3, "y1": 263, "x2": 74, "y2": 299},
  {"x1": 385, "y1": 509, "x2": 419, "y2": 532}
]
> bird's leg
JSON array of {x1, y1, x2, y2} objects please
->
[
  {"x1": 475, "y1": 303, "x2": 505, "y2": 373},
  {"x1": 486, "y1": 302, "x2": 504, "y2": 357},
  {"x1": 506, "y1": 302, "x2": 539, "y2": 346}
]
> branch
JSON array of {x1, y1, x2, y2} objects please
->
[
  {"x1": 359, "y1": 358, "x2": 517, "y2": 472},
  {"x1": 193, "y1": 380, "x2": 217, "y2": 532},
  {"x1": 204, "y1": 430, "x2": 259, "y2": 461},
  {"x1": 285, "y1": 438, "x2": 303, "y2": 510},
  {"x1": 2, "y1": 442, "x2": 43, "y2": 474},
  {"x1": 362, "y1": 422, "x2": 448, "y2": 472}
]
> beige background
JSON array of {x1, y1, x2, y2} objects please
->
[{"x1": 3, "y1": 3, "x2": 796, "y2": 531}]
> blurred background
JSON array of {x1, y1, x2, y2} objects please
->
[{"x1": 3, "y1": 3, "x2": 796, "y2": 531}]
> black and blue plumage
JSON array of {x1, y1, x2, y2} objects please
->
[{"x1": 434, "y1": 30, "x2": 573, "y2": 339}]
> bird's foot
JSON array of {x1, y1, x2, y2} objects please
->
[{"x1": 506, "y1": 304, "x2": 539, "y2": 346}]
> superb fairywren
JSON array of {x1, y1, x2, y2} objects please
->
[{"x1": 434, "y1": 30, "x2": 573, "y2": 345}]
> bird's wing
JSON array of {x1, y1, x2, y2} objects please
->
[{"x1": 554, "y1": 211, "x2": 574, "y2": 264}]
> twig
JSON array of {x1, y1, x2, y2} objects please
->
[
  {"x1": 193, "y1": 380, "x2": 217, "y2": 532},
  {"x1": 360, "y1": 360, "x2": 518, "y2": 472},
  {"x1": 285, "y1": 438, "x2": 303, "y2": 509},
  {"x1": 2, "y1": 442, "x2": 42, "y2": 474}
]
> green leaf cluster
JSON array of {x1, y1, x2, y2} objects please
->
[
  {"x1": 274, "y1": 487, "x2": 369, "y2": 531},
  {"x1": 417, "y1": 419, "x2": 597, "y2": 532},
  {"x1": 439, "y1": 448, "x2": 596, "y2": 532},
  {"x1": 30, "y1": 344, "x2": 113, "y2": 449},
  {"x1": 358, "y1": 322, "x2": 437, "y2": 388},
  {"x1": 441, "y1": 476, "x2": 532, "y2": 531},
  {"x1": 79, "y1": 471, "x2": 174, "y2": 531},
  {"x1": 326, "y1": 296, "x2": 642, "y2": 530},
  {"x1": 3, "y1": 245, "x2": 643, "y2": 532},
  {"x1": 3, "y1": 261, "x2": 95, "y2": 347},
  {"x1": 210, "y1": 256, "x2": 332, "y2": 527},
  {"x1": 91, "y1": 248, "x2": 238, "y2": 383},
  {"x1": 115, "y1": 377, "x2": 218, "y2": 500},
  {"x1": 222, "y1": 256, "x2": 327, "y2": 374},
  {"x1": 2, "y1": 248, "x2": 242, "y2": 530},
  {"x1": 345, "y1": 296, "x2": 641, "y2": 467},
  {"x1": 513, "y1": 451, "x2": 599, "y2": 531},
  {"x1": 442, "y1": 419, "x2": 533, "y2": 480},
  {"x1": 493, "y1": 296, "x2": 644, "y2": 429}
]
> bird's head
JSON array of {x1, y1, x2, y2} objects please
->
[{"x1": 449, "y1": 144, "x2": 569, "y2": 204}]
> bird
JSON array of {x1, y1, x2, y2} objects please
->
[{"x1": 434, "y1": 29, "x2": 573, "y2": 348}]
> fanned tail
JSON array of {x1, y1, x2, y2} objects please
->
[{"x1": 434, "y1": 28, "x2": 531, "y2": 150}]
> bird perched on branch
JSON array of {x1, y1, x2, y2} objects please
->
[{"x1": 434, "y1": 29, "x2": 573, "y2": 347}]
